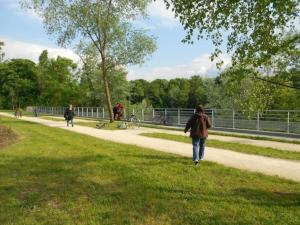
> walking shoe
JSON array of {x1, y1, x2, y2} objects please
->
[{"x1": 194, "y1": 161, "x2": 199, "y2": 166}]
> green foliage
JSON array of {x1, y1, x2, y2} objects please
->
[
  {"x1": 0, "y1": 59, "x2": 38, "y2": 108},
  {"x1": 22, "y1": 0, "x2": 156, "y2": 122},
  {"x1": 164, "y1": 0, "x2": 299, "y2": 66},
  {"x1": 221, "y1": 67, "x2": 274, "y2": 113},
  {"x1": 148, "y1": 79, "x2": 169, "y2": 107},
  {"x1": 188, "y1": 76, "x2": 207, "y2": 108},
  {"x1": 129, "y1": 79, "x2": 149, "y2": 104},
  {"x1": 36, "y1": 50, "x2": 80, "y2": 106},
  {"x1": 0, "y1": 41, "x2": 4, "y2": 62}
]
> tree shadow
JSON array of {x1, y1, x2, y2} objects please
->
[
  {"x1": 1, "y1": 145, "x2": 300, "y2": 224},
  {"x1": 231, "y1": 188, "x2": 300, "y2": 207}
]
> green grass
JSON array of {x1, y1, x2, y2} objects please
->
[
  {"x1": 141, "y1": 124, "x2": 300, "y2": 145},
  {"x1": 140, "y1": 133, "x2": 300, "y2": 161},
  {"x1": 0, "y1": 116, "x2": 300, "y2": 225},
  {"x1": 0, "y1": 109, "x2": 35, "y2": 117}
]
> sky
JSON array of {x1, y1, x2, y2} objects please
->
[{"x1": 0, "y1": 0, "x2": 231, "y2": 81}]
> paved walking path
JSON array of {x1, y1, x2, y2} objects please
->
[
  {"x1": 128, "y1": 128, "x2": 300, "y2": 152},
  {"x1": 43, "y1": 116, "x2": 300, "y2": 152},
  {"x1": 41, "y1": 116, "x2": 99, "y2": 123},
  {"x1": 1, "y1": 112, "x2": 300, "y2": 182}
]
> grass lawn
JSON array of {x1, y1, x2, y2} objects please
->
[
  {"x1": 1, "y1": 116, "x2": 300, "y2": 225},
  {"x1": 0, "y1": 109, "x2": 35, "y2": 117},
  {"x1": 0, "y1": 117, "x2": 300, "y2": 225},
  {"x1": 140, "y1": 133, "x2": 300, "y2": 161}
]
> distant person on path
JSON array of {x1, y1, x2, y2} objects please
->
[
  {"x1": 33, "y1": 107, "x2": 38, "y2": 117},
  {"x1": 14, "y1": 108, "x2": 22, "y2": 118},
  {"x1": 64, "y1": 104, "x2": 75, "y2": 127},
  {"x1": 113, "y1": 103, "x2": 124, "y2": 120},
  {"x1": 184, "y1": 105, "x2": 211, "y2": 166}
]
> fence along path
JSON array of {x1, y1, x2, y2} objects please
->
[
  {"x1": 1, "y1": 112, "x2": 300, "y2": 182},
  {"x1": 32, "y1": 107, "x2": 300, "y2": 135}
]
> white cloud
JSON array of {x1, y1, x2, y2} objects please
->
[
  {"x1": 2, "y1": 0, "x2": 42, "y2": 22},
  {"x1": 1, "y1": 37, "x2": 80, "y2": 63},
  {"x1": 147, "y1": 0, "x2": 179, "y2": 28},
  {"x1": 128, "y1": 54, "x2": 231, "y2": 81}
]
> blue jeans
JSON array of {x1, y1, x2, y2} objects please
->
[
  {"x1": 192, "y1": 137, "x2": 206, "y2": 162},
  {"x1": 67, "y1": 119, "x2": 73, "y2": 127}
]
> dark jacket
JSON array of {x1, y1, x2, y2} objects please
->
[
  {"x1": 184, "y1": 112, "x2": 211, "y2": 138},
  {"x1": 64, "y1": 108, "x2": 75, "y2": 120}
]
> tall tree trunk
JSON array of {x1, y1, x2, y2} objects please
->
[{"x1": 102, "y1": 69, "x2": 114, "y2": 122}]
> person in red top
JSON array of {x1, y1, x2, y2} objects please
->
[
  {"x1": 184, "y1": 105, "x2": 212, "y2": 166},
  {"x1": 113, "y1": 103, "x2": 124, "y2": 120}
]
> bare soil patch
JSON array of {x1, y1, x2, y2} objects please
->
[{"x1": 0, "y1": 126, "x2": 17, "y2": 149}]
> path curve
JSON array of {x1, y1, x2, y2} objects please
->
[{"x1": 1, "y1": 112, "x2": 300, "y2": 182}]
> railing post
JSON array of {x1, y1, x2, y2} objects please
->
[
  {"x1": 77, "y1": 107, "x2": 79, "y2": 117},
  {"x1": 142, "y1": 109, "x2": 144, "y2": 121},
  {"x1": 97, "y1": 108, "x2": 99, "y2": 118},
  {"x1": 233, "y1": 110, "x2": 235, "y2": 129},
  {"x1": 287, "y1": 111, "x2": 290, "y2": 134},
  {"x1": 211, "y1": 109, "x2": 214, "y2": 128},
  {"x1": 257, "y1": 111, "x2": 260, "y2": 131},
  {"x1": 132, "y1": 108, "x2": 135, "y2": 115},
  {"x1": 51, "y1": 107, "x2": 53, "y2": 115},
  {"x1": 152, "y1": 108, "x2": 155, "y2": 122},
  {"x1": 92, "y1": 108, "x2": 94, "y2": 117},
  {"x1": 165, "y1": 108, "x2": 167, "y2": 123},
  {"x1": 178, "y1": 108, "x2": 181, "y2": 125},
  {"x1": 102, "y1": 107, "x2": 105, "y2": 118}
]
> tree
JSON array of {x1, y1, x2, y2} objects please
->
[
  {"x1": 129, "y1": 79, "x2": 150, "y2": 104},
  {"x1": 76, "y1": 42, "x2": 100, "y2": 106},
  {"x1": 167, "y1": 78, "x2": 190, "y2": 107},
  {"x1": 36, "y1": 50, "x2": 79, "y2": 106},
  {"x1": 264, "y1": 32, "x2": 300, "y2": 109},
  {"x1": 163, "y1": 0, "x2": 299, "y2": 66},
  {"x1": 0, "y1": 41, "x2": 4, "y2": 62},
  {"x1": 0, "y1": 59, "x2": 39, "y2": 108},
  {"x1": 148, "y1": 79, "x2": 168, "y2": 108},
  {"x1": 220, "y1": 67, "x2": 274, "y2": 114},
  {"x1": 203, "y1": 77, "x2": 229, "y2": 109},
  {"x1": 22, "y1": 0, "x2": 156, "y2": 122},
  {"x1": 188, "y1": 76, "x2": 207, "y2": 108}
]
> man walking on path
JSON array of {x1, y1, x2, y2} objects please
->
[
  {"x1": 184, "y1": 105, "x2": 211, "y2": 165},
  {"x1": 64, "y1": 104, "x2": 75, "y2": 127}
]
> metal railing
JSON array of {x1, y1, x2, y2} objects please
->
[{"x1": 29, "y1": 107, "x2": 300, "y2": 135}]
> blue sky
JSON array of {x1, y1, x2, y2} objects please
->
[{"x1": 0, "y1": 0, "x2": 230, "y2": 80}]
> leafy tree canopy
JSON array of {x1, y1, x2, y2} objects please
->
[{"x1": 163, "y1": 0, "x2": 299, "y2": 66}]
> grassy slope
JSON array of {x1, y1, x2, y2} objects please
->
[
  {"x1": 141, "y1": 133, "x2": 300, "y2": 161},
  {"x1": 0, "y1": 116, "x2": 300, "y2": 225}
]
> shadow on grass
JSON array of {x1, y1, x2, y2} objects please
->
[
  {"x1": 232, "y1": 188, "x2": 300, "y2": 207},
  {"x1": 1, "y1": 151, "x2": 300, "y2": 224},
  {"x1": 1, "y1": 118, "x2": 300, "y2": 224}
]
